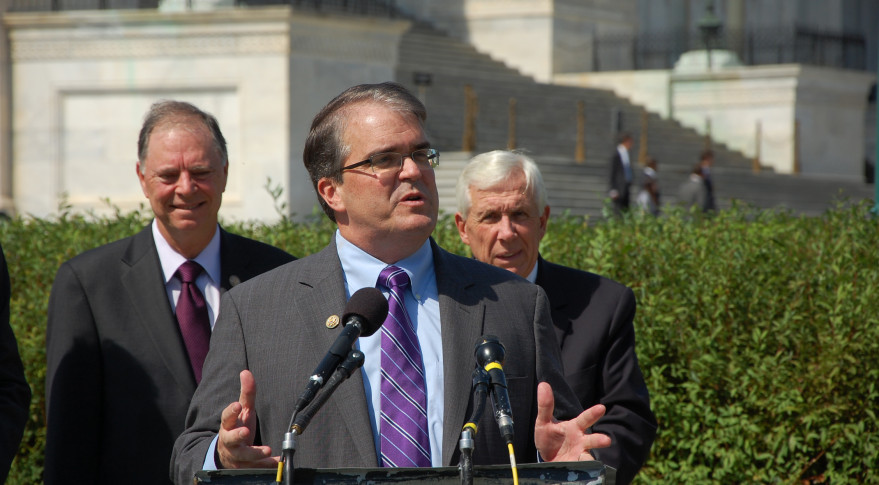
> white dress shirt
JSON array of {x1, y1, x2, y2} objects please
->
[{"x1": 153, "y1": 220, "x2": 222, "y2": 329}]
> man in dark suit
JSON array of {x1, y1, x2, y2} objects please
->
[
  {"x1": 44, "y1": 101, "x2": 294, "y2": 485},
  {"x1": 608, "y1": 133, "x2": 635, "y2": 214},
  {"x1": 699, "y1": 149, "x2": 716, "y2": 212},
  {"x1": 454, "y1": 150, "x2": 657, "y2": 485},
  {"x1": 172, "y1": 82, "x2": 611, "y2": 484},
  {"x1": 0, "y1": 243, "x2": 31, "y2": 483}
]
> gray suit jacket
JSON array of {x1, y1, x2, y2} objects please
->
[
  {"x1": 172, "y1": 238, "x2": 580, "y2": 484},
  {"x1": 45, "y1": 224, "x2": 294, "y2": 485}
]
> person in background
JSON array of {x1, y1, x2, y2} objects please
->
[
  {"x1": 678, "y1": 163, "x2": 708, "y2": 212},
  {"x1": 0, "y1": 243, "x2": 31, "y2": 483},
  {"x1": 454, "y1": 150, "x2": 657, "y2": 485},
  {"x1": 699, "y1": 150, "x2": 716, "y2": 212},
  {"x1": 45, "y1": 100, "x2": 294, "y2": 485},
  {"x1": 636, "y1": 157, "x2": 660, "y2": 216},
  {"x1": 608, "y1": 133, "x2": 635, "y2": 215}
]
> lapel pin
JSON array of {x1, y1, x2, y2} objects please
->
[{"x1": 325, "y1": 315, "x2": 340, "y2": 329}]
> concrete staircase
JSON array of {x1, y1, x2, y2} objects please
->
[{"x1": 393, "y1": 20, "x2": 874, "y2": 218}]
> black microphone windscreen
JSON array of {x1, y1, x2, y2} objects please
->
[
  {"x1": 342, "y1": 287, "x2": 389, "y2": 337},
  {"x1": 475, "y1": 335, "x2": 505, "y2": 367}
]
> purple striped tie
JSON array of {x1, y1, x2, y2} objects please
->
[
  {"x1": 377, "y1": 266, "x2": 431, "y2": 467},
  {"x1": 175, "y1": 260, "x2": 211, "y2": 384}
]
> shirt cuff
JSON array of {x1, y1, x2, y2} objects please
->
[{"x1": 203, "y1": 435, "x2": 220, "y2": 470}]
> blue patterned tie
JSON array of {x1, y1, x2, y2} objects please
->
[
  {"x1": 175, "y1": 260, "x2": 211, "y2": 384},
  {"x1": 377, "y1": 266, "x2": 431, "y2": 467}
]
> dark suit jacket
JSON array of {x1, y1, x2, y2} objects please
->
[
  {"x1": 702, "y1": 171, "x2": 716, "y2": 212},
  {"x1": 44, "y1": 224, "x2": 294, "y2": 485},
  {"x1": 609, "y1": 148, "x2": 632, "y2": 209},
  {"x1": 536, "y1": 258, "x2": 657, "y2": 485},
  {"x1": 0, "y1": 244, "x2": 31, "y2": 483},
  {"x1": 172, "y1": 239, "x2": 581, "y2": 484}
]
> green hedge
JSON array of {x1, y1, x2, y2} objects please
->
[{"x1": 2, "y1": 201, "x2": 877, "y2": 483}]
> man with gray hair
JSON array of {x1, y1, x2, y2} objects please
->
[
  {"x1": 45, "y1": 100, "x2": 294, "y2": 485},
  {"x1": 454, "y1": 150, "x2": 657, "y2": 485}
]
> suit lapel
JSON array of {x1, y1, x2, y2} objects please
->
[
  {"x1": 218, "y1": 228, "x2": 249, "y2": 291},
  {"x1": 536, "y1": 258, "x2": 572, "y2": 348},
  {"x1": 433, "y1": 242, "x2": 485, "y2": 465},
  {"x1": 120, "y1": 226, "x2": 197, "y2": 395},
  {"x1": 294, "y1": 241, "x2": 378, "y2": 466}
]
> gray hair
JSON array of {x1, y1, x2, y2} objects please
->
[
  {"x1": 303, "y1": 82, "x2": 428, "y2": 222},
  {"x1": 456, "y1": 150, "x2": 547, "y2": 217},
  {"x1": 137, "y1": 100, "x2": 228, "y2": 173}
]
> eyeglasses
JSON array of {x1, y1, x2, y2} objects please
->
[{"x1": 341, "y1": 148, "x2": 440, "y2": 175}]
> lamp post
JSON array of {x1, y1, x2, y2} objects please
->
[
  {"x1": 698, "y1": 3, "x2": 722, "y2": 70},
  {"x1": 874, "y1": 32, "x2": 879, "y2": 215}
]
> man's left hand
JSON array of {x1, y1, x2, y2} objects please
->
[{"x1": 534, "y1": 381, "x2": 612, "y2": 462}]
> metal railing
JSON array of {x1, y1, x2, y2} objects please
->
[
  {"x1": 592, "y1": 26, "x2": 867, "y2": 72},
  {"x1": 7, "y1": 0, "x2": 399, "y2": 17},
  {"x1": 9, "y1": 0, "x2": 151, "y2": 10}
]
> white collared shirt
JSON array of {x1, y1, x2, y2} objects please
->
[
  {"x1": 526, "y1": 260, "x2": 539, "y2": 284},
  {"x1": 617, "y1": 144, "x2": 632, "y2": 183},
  {"x1": 152, "y1": 220, "x2": 222, "y2": 329}
]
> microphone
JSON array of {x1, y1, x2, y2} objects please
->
[
  {"x1": 277, "y1": 289, "x2": 387, "y2": 485},
  {"x1": 474, "y1": 335, "x2": 514, "y2": 445},
  {"x1": 280, "y1": 353, "x2": 365, "y2": 485},
  {"x1": 292, "y1": 350, "x2": 366, "y2": 433},
  {"x1": 464, "y1": 367, "x2": 491, "y2": 433},
  {"x1": 459, "y1": 367, "x2": 490, "y2": 485},
  {"x1": 292, "y1": 287, "x2": 388, "y2": 415}
]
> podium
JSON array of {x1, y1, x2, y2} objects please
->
[{"x1": 193, "y1": 462, "x2": 615, "y2": 485}]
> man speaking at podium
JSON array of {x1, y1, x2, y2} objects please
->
[{"x1": 172, "y1": 82, "x2": 611, "y2": 484}]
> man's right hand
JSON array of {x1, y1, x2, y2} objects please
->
[{"x1": 217, "y1": 370, "x2": 279, "y2": 469}]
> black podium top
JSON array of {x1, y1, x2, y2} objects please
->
[{"x1": 194, "y1": 461, "x2": 613, "y2": 485}]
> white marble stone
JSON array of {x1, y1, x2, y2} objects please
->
[
  {"x1": 394, "y1": 0, "x2": 637, "y2": 82},
  {"x1": 674, "y1": 49, "x2": 743, "y2": 72},
  {"x1": 555, "y1": 63, "x2": 875, "y2": 178}
]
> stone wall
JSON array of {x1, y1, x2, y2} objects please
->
[
  {"x1": 556, "y1": 61, "x2": 875, "y2": 178},
  {"x1": 3, "y1": 7, "x2": 408, "y2": 221},
  {"x1": 394, "y1": 0, "x2": 636, "y2": 82}
]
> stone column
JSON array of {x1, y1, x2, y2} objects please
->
[{"x1": 0, "y1": 7, "x2": 12, "y2": 216}]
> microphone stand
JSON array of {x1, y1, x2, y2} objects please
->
[
  {"x1": 278, "y1": 431, "x2": 298, "y2": 485},
  {"x1": 277, "y1": 350, "x2": 365, "y2": 485},
  {"x1": 459, "y1": 367, "x2": 490, "y2": 485}
]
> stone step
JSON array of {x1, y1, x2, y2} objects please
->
[{"x1": 390, "y1": 16, "x2": 873, "y2": 218}]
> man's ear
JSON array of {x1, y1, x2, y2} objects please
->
[
  {"x1": 136, "y1": 162, "x2": 149, "y2": 198},
  {"x1": 317, "y1": 177, "x2": 344, "y2": 213},
  {"x1": 454, "y1": 212, "x2": 471, "y2": 246},
  {"x1": 537, "y1": 205, "x2": 550, "y2": 240}
]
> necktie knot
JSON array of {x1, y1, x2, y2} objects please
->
[
  {"x1": 379, "y1": 265, "x2": 411, "y2": 292},
  {"x1": 176, "y1": 260, "x2": 204, "y2": 284}
]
